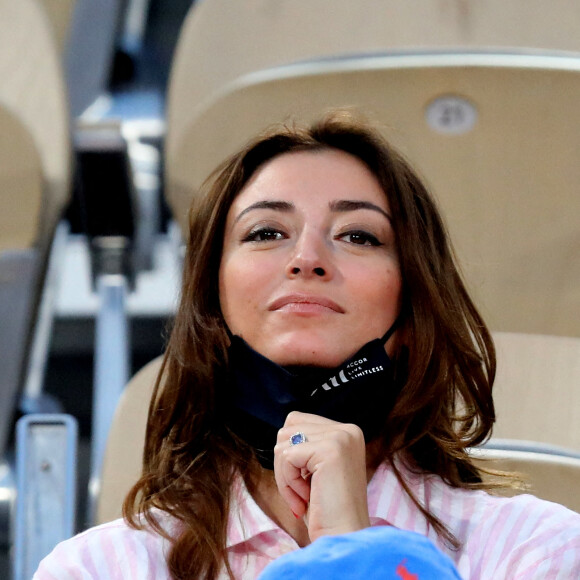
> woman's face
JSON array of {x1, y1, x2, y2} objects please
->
[{"x1": 219, "y1": 148, "x2": 402, "y2": 368}]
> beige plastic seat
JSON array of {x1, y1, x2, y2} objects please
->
[
  {"x1": 471, "y1": 447, "x2": 580, "y2": 513},
  {"x1": 492, "y1": 332, "x2": 580, "y2": 453},
  {"x1": 37, "y1": 0, "x2": 77, "y2": 52},
  {"x1": 167, "y1": 0, "x2": 580, "y2": 219},
  {"x1": 0, "y1": 0, "x2": 70, "y2": 247},
  {"x1": 472, "y1": 331, "x2": 580, "y2": 514},
  {"x1": 168, "y1": 0, "x2": 580, "y2": 154},
  {"x1": 0, "y1": 0, "x2": 71, "y2": 456},
  {"x1": 97, "y1": 355, "x2": 162, "y2": 523}
]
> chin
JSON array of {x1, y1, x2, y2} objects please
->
[{"x1": 268, "y1": 344, "x2": 349, "y2": 369}]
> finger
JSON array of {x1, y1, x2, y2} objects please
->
[
  {"x1": 274, "y1": 450, "x2": 311, "y2": 516},
  {"x1": 277, "y1": 477, "x2": 309, "y2": 517},
  {"x1": 277, "y1": 419, "x2": 348, "y2": 448},
  {"x1": 274, "y1": 441, "x2": 313, "y2": 500},
  {"x1": 281, "y1": 436, "x2": 370, "y2": 539},
  {"x1": 277, "y1": 423, "x2": 364, "y2": 455},
  {"x1": 278, "y1": 444, "x2": 325, "y2": 506},
  {"x1": 283, "y1": 410, "x2": 341, "y2": 427},
  {"x1": 282, "y1": 424, "x2": 366, "y2": 481},
  {"x1": 276, "y1": 427, "x2": 325, "y2": 448},
  {"x1": 281, "y1": 443, "x2": 321, "y2": 477}
]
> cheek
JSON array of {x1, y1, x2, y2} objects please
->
[
  {"x1": 384, "y1": 267, "x2": 403, "y2": 309},
  {"x1": 219, "y1": 256, "x2": 271, "y2": 329},
  {"x1": 348, "y1": 262, "x2": 402, "y2": 311},
  {"x1": 349, "y1": 274, "x2": 402, "y2": 340}
]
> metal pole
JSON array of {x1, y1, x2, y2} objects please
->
[{"x1": 87, "y1": 274, "x2": 130, "y2": 525}]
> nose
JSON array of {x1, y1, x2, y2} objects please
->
[{"x1": 286, "y1": 228, "x2": 333, "y2": 280}]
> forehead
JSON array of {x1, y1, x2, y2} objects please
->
[{"x1": 233, "y1": 148, "x2": 388, "y2": 209}]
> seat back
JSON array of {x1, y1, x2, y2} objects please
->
[
  {"x1": 37, "y1": 0, "x2": 77, "y2": 52},
  {"x1": 97, "y1": 356, "x2": 162, "y2": 524},
  {"x1": 0, "y1": 110, "x2": 43, "y2": 254},
  {"x1": 0, "y1": 0, "x2": 71, "y2": 456},
  {"x1": 104, "y1": 0, "x2": 580, "y2": 523},
  {"x1": 472, "y1": 447, "x2": 580, "y2": 513},
  {"x1": 168, "y1": 0, "x2": 580, "y2": 157},
  {"x1": 492, "y1": 332, "x2": 580, "y2": 453},
  {"x1": 0, "y1": 0, "x2": 70, "y2": 249}
]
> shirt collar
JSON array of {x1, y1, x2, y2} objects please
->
[
  {"x1": 226, "y1": 476, "x2": 285, "y2": 549},
  {"x1": 367, "y1": 459, "x2": 430, "y2": 533}
]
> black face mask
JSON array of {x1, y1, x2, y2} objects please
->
[{"x1": 224, "y1": 322, "x2": 404, "y2": 469}]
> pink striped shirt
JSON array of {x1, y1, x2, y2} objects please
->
[{"x1": 34, "y1": 461, "x2": 580, "y2": 579}]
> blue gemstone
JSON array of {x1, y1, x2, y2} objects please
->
[{"x1": 291, "y1": 433, "x2": 305, "y2": 445}]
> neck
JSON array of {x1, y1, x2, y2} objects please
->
[{"x1": 252, "y1": 469, "x2": 311, "y2": 547}]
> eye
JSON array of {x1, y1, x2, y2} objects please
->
[
  {"x1": 338, "y1": 230, "x2": 383, "y2": 247},
  {"x1": 242, "y1": 226, "x2": 286, "y2": 242}
]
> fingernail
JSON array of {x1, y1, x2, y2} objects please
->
[{"x1": 292, "y1": 510, "x2": 300, "y2": 519}]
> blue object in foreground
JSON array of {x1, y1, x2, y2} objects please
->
[{"x1": 257, "y1": 526, "x2": 462, "y2": 580}]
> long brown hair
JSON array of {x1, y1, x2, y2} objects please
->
[{"x1": 124, "y1": 110, "x2": 497, "y2": 579}]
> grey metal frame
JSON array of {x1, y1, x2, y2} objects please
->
[
  {"x1": 483, "y1": 438, "x2": 580, "y2": 460},
  {"x1": 0, "y1": 251, "x2": 40, "y2": 458},
  {"x1": 21, "y1": 224, "x2": 69, "y2": 414},
  {"x1": 12, "y1": 414, "x2": 78, "y2": 580}
]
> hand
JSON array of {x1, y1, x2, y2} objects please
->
[{"x1": 274, "y1": 411, "x2": 371, "y2": 542}]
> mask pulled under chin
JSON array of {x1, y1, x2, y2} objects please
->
[{"x1": 224, "y1": 325, "x2": 404, "y2": 470}]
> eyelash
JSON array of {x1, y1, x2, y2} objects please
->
[
  {"x1": 337, "y1": 230, "x2": 383, "y2": 247},
  {"x1": 241, "y1": 226, "x2": 286, "y2": 242},
  {"x1": 242, "y1": 226, "x2": 383, "y2": 247}
]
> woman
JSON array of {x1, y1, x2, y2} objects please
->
[{"x1": 34, "y1": 111, "x2": 580, "y2": 579}]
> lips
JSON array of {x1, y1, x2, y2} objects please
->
[{"x1": 268, "y1": 294, "x2": 345, "y2": 313}]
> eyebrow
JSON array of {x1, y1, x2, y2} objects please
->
[
  {"x1": 235, "y1": 199, "x2": 392, "y2": 223},
  {"x1": 234, "y1": 200, "x2": 293, "y2": 222},
  {"x1": 329, "y1": 200, "x2": 392, "y2": 223}
]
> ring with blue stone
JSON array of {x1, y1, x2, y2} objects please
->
[{"x1": 289, "y1": 431, "x2": 308, "y2": 446}]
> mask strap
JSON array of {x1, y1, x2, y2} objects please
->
[{"x1": 381, "y1": 314, "x2": 402, "y2": 345}]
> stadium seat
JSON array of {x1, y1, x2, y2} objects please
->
[
  {"x1": 471, "y1": 447, "x2": 580, "y2": 513},
  {"x1": 0, "y1": 0, "x2": 71, "y2": 460},
  {"x1": 491, "y1": 332, "x2": 580, "y2": 453},
  {"x1": 97, "y1": 355, "x2": 161, "y2": 523},
  {"x1": 168, "y1": 0, "x2": 580, "y2": 149},
  {"x1": 37, "y1": 0, "x2": 77, "y2": 52}
]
